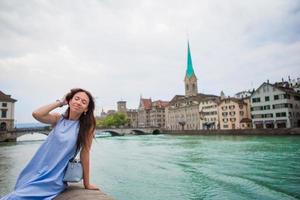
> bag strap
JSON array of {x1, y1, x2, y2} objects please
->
[{"x1": 71, "y1": 146, "x2": 81, "y2": 161}]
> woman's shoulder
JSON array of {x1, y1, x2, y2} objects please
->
[
  {"x1": 53, "y1": 112, "x2": 63, "y2": 120},
  {"x1": 51, "y1": 113, "x2": 63, "y2": 127}
]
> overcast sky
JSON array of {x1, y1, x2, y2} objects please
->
[{"x1": 1, "y1": 0, "x2": 299, "y2": 123}]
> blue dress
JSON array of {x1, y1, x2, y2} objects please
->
[{"x1": 1, "y1": 115, "x2": 80, "y2": 200}]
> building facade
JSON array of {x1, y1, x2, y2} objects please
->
[
  {"x1": 126, "y1": 109, "x2": 138, "y2": 128},
  {"x1": 138, "y1": 98, "x2": 152, "y2": 127},
  {"x1": 251, "y1": 82, "x2": 300, "y2": 128},
  {"x1": 165, "y1": 41, "x2": 220, "y2": 130},
  {"x1": 166, "y1": 95, "x2": 200, "y2": 130},
  {"x1": 117, "y1": 101, "x2": 127, "y2": 113},
  {"x1": 218, "y1": 97, "x2": 252, "y2": 129},
  {"x1": 149, "y1": 100, "x2": 169, "y2": 128},
  {"x1": 0, "y1": 91, "x2": 17, "y2": 131},
  {"x1": 199, "y1": 98, "x2": 220, "y2": 129},
  {"x1": 117, "y1": 101, "x2": 138, "y2": 128}
]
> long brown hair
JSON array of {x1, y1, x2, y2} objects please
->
[{"x1": 63, "y1": 88, "x2": 96, "y2": 151}]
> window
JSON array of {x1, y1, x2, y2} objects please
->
[
  {"x1": 273, "y1": 103, "x2": 293, "y2": 109},
  {"x1": 223, "y1": 124, "x2": 228, "y2": 128},
  {"x1": 222, "y1": 106, "x2": 228, "y2": 110},
  {"x1": 229, "y1": 111, "x2": 235, "y2": 116},
  {"x1": 186, "y1": 84, "x2": 189, "y2": 91},
  {"x1": 223, "y1": 118, "x2": 228, "y2": 123},
  {"x1": 285, "y1": 94, "x2": 290, "y2": 99},
  {"x1": 263, "y1": 105, "x2": 271, "y2": 110},
  {"x1": 252, "y1": 114, "x2": 263, "y2": 119},
  {"x1": 276, "y1": 112, "x2": 287, "y2": 117},
  {"x1": 264, "y1": 113, "x2": 273, "y2": 118},
  {"x1": 1, "y1": 109, "x2": 7, "y2": 118},
  {"x1": 265, "y1": 96, "x2": 270, "y2": 101},
  {"x1": 252, "y1": 98, "x2": 261, "y2": 103},
  {"x1": 251, "y1": 106, "x2": 263, "y2": 111},
  {"x1": 2, "y1": 103, "x2": 7, "y2": 107},
  {"x1": 229, "y1": 105, "x2": 235, "y2": 109},
  {"x1": 230, "y1": 118, "x2": 236, "y2": 122},
  {"x1": 240, "y1": 111, "x2": 244, "y2": 116},
  {"x1": 274, "y1": 94, "x2": 290, "y2": 100}
]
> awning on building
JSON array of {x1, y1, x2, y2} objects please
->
[
  {"x1": 276, "y1": 120, "x2": 287, "y2": 123},
  {"x1": 264, "y1": 120, "x2": 274, "y2": 124}
]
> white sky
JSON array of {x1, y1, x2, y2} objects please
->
[{"x1": 1, "y1": 0, "x2": 299, "y2": 123}]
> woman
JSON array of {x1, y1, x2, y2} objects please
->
[{"x1": 1, "y1": 88, "x2": 99, "y2": 200}]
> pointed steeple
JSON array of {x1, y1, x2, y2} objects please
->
[
  {"x1": 184, "y1": 40, "x2": 198, "y2": 96},
  {"x1": 186, "y1": 41, "x2": 195, "y2": 78}
]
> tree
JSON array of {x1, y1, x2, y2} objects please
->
[{"x1": 96, "y1": 112, "x2": 129, "y2": 128}]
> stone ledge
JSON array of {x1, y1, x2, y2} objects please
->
[
  {"x1": 54, "y1": 183, "x2": 115, "y2": 200},
  {"x1": 163, "y1": 127, "x2": 300, "y2": 135}
]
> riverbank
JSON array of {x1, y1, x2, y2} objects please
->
[{"x1": 163, "y1": 127, "x2": 300, "y2": 135}]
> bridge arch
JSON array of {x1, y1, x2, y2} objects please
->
[
  {"x1": 17, "y1": 132, "x2": 48, "y2": 140},
  {"x1": 131, "y1": 129, "x2": 146, "y2": 135},
  {"x1": 17, "y1": 131, "x2": 49, "y2": 138},
  {"x1": 97, "y1": 130, "x2": 122, "y2": 136},
  {"x1": 152, "y1": 129, "x2": 161, "y2": 135}
]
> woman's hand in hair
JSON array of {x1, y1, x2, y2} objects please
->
[
  {"x1": 85, "y1": 183, "x2": 99, "y2": 190},
  {"x1": 58, "y1": 94, "x2": 68, "y2": 107}
]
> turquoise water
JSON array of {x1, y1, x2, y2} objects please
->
[{"x1": 0, "y1": 134, "x2": 300, "y2": 200}]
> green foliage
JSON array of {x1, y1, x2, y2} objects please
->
[{"x1": 96, "y1": 112, "x2": 130, "y2": 128}]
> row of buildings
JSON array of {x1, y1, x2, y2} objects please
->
[
  {"x1": 100, "y1": 42, "x2": 300, "y2": 130},
  {"x1": 2, "y1": 42, "x2": 299, "y2": 131}
]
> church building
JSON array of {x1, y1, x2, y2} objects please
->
[{"x1": 165, "y1": 41, "x2": 219, "y2": 130}]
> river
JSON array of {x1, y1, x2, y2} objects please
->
[{"x1": 0, "y1": 133, "x2": 299, "y2": 200}]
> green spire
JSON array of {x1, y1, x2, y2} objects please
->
[{"x1": 186, "y1": 41, "x2": 195, "y2": 78}]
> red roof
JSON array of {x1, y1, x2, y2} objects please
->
[
  {"x1": 140, "y1": 98, "x2": 152, "y2": 110},
  {"x1": 0, "y1": 91, "x2": 17, "y2": 102},
  {"x1": 152, "y1": 100, "x2": 169, "y2": 108}
]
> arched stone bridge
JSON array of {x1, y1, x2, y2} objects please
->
[
  {"x1": 0, "y1": 126, "x2": 51, "y2": 142},
  {"x1": 96, "y1": 128, "x2": 162, "y2": 136},
  {"x1": 0, "y1": 127, "x2": 163, "y2": 142}
]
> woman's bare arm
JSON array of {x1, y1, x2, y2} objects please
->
[
  {"x1": 80, "y1": 130, "x2": 99, "y2": 190},
  {"x1": 32, "y1": 100, "x2": 65, "y2": 125}
]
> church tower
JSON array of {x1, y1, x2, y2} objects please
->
[{"x1": 184, "y1": 41, "x2": 198, "y2": 96}]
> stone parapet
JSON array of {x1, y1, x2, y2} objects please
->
[
  {"x1": 163, "y1": 128, "x2": 300, "y2": 135},
  {"x1": 54, "y1": 183, "x2": 114, "y2": 200}
]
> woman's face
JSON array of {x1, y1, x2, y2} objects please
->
[{"x1": 69, "y1": 91, "x2": 90, "y2": 115}]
